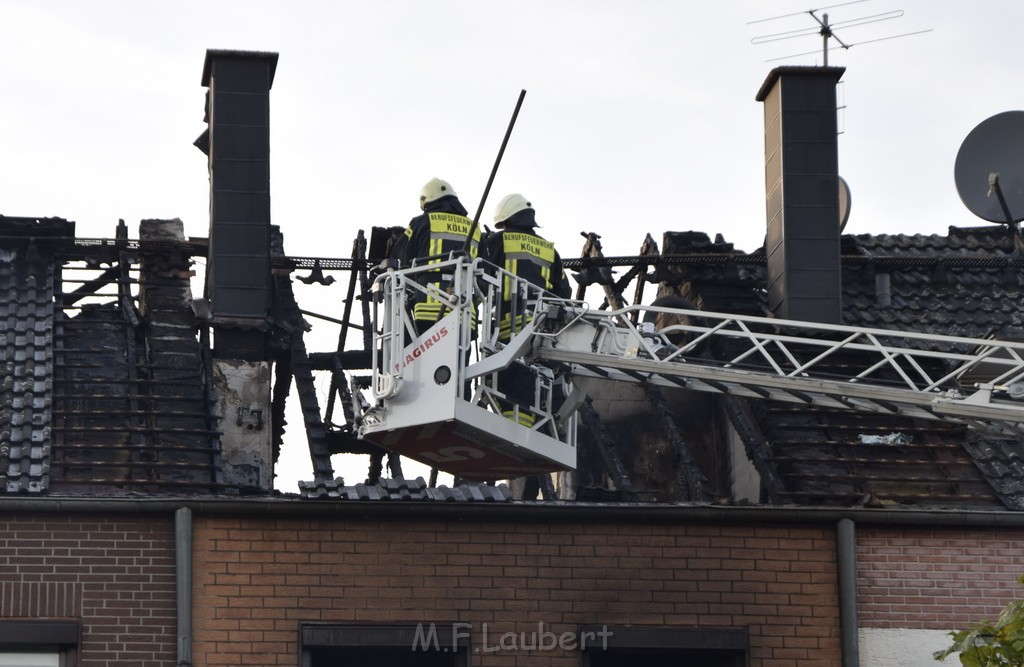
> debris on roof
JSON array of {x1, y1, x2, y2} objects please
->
[{"x1": 297, "y1": 476, "x2": 513, "y2": 502}]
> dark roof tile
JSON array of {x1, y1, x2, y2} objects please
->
[
  {"x1": 298, "y1": 476, "x2": 513, "y2": 502},
  {"x1": 684, "y1": 225, "x2": 1024, "y2": 510},
  {"x1": 0, "y1": 245, "x2": 53, "y2": 495}
]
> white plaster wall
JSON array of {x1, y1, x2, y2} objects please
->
[
  {"x1": 213, "y1": 359, "x2": 272, "y2": 490},
  {"x1": 859, "y1": 628, "x2": 954, "y2": 666},
  {"x1": 577, "y1": 378, "x2": 652, "y2": 421}
]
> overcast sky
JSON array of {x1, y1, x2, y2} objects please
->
[{"x1": 3, "y1": 0, "x2": 1022, "y2": 491}]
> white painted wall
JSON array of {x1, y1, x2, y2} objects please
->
[
  {"x1": 859, "y1": 628, "x2": 954, "y2": 666},
  {"x1": 213, "y1": 359, "x2": 273, "y2": 490}
]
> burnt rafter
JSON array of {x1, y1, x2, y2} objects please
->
[
  {"x1": 60, "y1": 265, "x2": 121, "y2": 307},
  {"x1": 571, "y1": 230, "x2": 715, "y2": 502},
  {"x1": 722, "y1": 396, "x2": 788, "y2": 503},
  {"x1": 117, "y1": 221, "x2": 149, "y2": 478},
  {"x1": 577, "y1": 399, "x2": 634, "y2": 497},
  {"x1": 311, "y1": 228, "x2": 392, "y2": 475},
  {"x1": 269, "y1": 353, "x2": 291, "y2": 467},
  {"x1": 575, "y1": 231, "x2": 623, "y2": 308},
  {"x1": 629, "y1": 234, "x2": 661, "y2": 325},
  {"x1": 40, "y1": 218, "x2": 228, "y2": 494},
  {"x1": 642, "y1": 382, "x2": 711, "y2": 502},
  {"x1": 324, "y1": 230, "x2": 370, "y2": 433},
  {"x1": 270, "y1": 261, "x2": 335, "y2": 483}
]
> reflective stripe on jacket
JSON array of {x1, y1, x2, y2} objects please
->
[
  {"x1": 484, "y1": 227, "x2": 569, "y2": 340},
  {"x1": 403, "y1": 212, "x2": 479, "y2": 322}
]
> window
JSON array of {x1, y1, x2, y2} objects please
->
[
  {"x1": 580, "y1": 626, "x2": 746, "y2": 667},
  {"x1": 0, "y1": 654, "x2": 60, "y2": 667},
  {"x1": 0, "y1": 622, "x2": 78, "y2": 667},
  {"x1": 301, "y1": 624, "x2": 470, "y2": 667}
]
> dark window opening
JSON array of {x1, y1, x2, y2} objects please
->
[
  {"x1": 301, "y1": 624, "x2": 469, "y2": 667},
  {"x1": 587, "y1": 647, "x2": 743, "y2": 667},
  {"x1": 307, "y1": 646, "x2": 457, "y2": 667},
  {"x1": 580, "y1": 626, "x2": 746, "y2": 667},
  {"x1": 0, "y1": 621, "x2": 79, "y2": 667}
]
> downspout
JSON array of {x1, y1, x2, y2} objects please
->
[
  {"x1": 836, "y1": 518, "x2": 859, "y2": 667},
  {"x1": 176, "y1": 507, "x2": 193, "y2": 667}
]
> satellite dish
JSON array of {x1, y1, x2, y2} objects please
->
[
  {"x1": 954, "y1": 110, "x2": 1024, "y2": 224},
  {"x1": 839, "y1": 175, "x2": 852, "y2": 232}
]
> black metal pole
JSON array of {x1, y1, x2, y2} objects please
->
[
  {"x1": 463, "y1": 89, "x2": 527, "y2": 252},
  {"x1": 429, "y1": 89, "x2": 528, "y2": 330}
]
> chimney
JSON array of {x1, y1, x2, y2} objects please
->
[
  {"x1": 194, "y1": 50, "x2": 280, "y2": 491},
  {"x1": 756, "y1": 66, "x2": 845, "y2": 324},
  {"x1": 196, "y1": 49, "x2": 278, "y2": 357}
]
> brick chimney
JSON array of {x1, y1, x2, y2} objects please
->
[{"x1": 756, "y1": 66, "x2": 845, "y2": 324}]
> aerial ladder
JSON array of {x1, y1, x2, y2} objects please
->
[{"x1": 358, "y1": 256, "x2": 1024, "y2": 479}]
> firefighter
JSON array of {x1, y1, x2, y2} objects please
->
[
  {"x1": 393, "y1": 178, "x2": 480, "y2": 335},
  {"x1": 482, "y1": 193, "x2": 572, "y2": 426}
]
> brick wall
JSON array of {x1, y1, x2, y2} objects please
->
[
  {"x1": 193, "y1": 517, "x2": 840, "y2": 666},
  {"x1": 858, "y1": 527, "x2": 1024, "y2": 629},
  {"x1": 0, "y1": 514, "x2": 177, "y2": 666}
]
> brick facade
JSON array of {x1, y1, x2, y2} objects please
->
[
  {"x1": 192, "y1": 516, "x2": 841, "y2": 666},
  {"x1": 12, "y1": 507, "x2": 1024, "y2": 664},
  {"x1": 0, "y1": 514, "x2": 177, "y2": 666},
  {"x1": 858, "y1": 527, "x2": 1024, "y2": 629}
]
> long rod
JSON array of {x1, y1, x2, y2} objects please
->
[
  {"x1": 822, "y1": 12, "x2": 830, "y2": 66},
  {"x1": 463, "y1": 89, "x2": 527, "y2": 252}
]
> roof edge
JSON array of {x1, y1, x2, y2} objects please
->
[{"x1": 3, "y1": 496, "x2": 1024, "y2": 527}]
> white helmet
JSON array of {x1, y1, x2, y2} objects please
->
[
  {"x1": 419, "y1": 178, "x2": 457, "y2": 210},
  {"x1": 494, "y1": 193, "x2": 533, "y2": 225}
]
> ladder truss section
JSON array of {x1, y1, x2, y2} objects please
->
[
  {"x1": 361, "y1": 258, "x2": 1024, "y2": 477},
  {"x1": 530, "y1": 303, "x2": 1024, "y2": 437}
]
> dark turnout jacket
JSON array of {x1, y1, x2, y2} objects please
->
[
  {"x1": 481, "y1": 208, "x2": 571, "y2": 340},
  {"x1": 393, "y1": 196, "x2": 480, "y2": 326}
]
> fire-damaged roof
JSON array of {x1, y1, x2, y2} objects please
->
[
  {"x1": 0, "y1": 230, "x2": 58, "y2": 493},
  {"x1": 3, "y1": 216, "x2": 1024, "y2": 508},
  {"x1": 5, "y1": 52, "x2": 1024, "y2": 511},
  {"x1": 0, "y1": 217, "x2": 226, "y2": 495},
  {"x1": 0, "y1": 215, "x2": 514, "y2": 503},
  {"x1": 662, "y1": 225, "x2": 1024, "y2": 510}
]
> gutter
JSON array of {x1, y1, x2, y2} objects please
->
[{"x1": 1, "y1": 497, "x2": 1024, "y2": 527}]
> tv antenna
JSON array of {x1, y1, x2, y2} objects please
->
[{"x1": 749, "y1": 1, "x2": 932, "y2": 65}]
